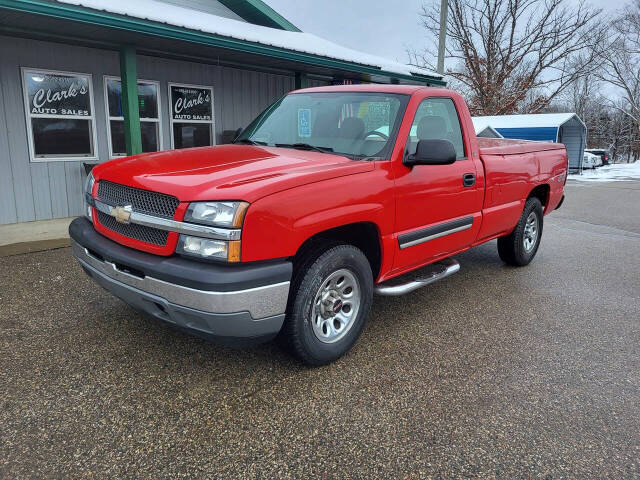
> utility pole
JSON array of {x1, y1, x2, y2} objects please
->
[{"x1": 437, "y1": 0, "x2": 448, "y2": 75}]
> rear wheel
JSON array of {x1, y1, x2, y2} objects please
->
[
  {"x1": 280, "y1": 244, "x2": 373, "y2": 365},
  {"x1": 497, "y1": 197, "x2": 543, "y2": 266}
]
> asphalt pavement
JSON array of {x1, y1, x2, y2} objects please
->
[{"x1": 1, "y1": 179, "x2": 639, "y2": 478}]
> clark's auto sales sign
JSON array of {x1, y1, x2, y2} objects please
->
[
  {"x1": 26, "y1": 72, "x2": 91, "y2": 116},
  {"x1": 170, "y1": 85, "x2": 212, "y2": 121}
]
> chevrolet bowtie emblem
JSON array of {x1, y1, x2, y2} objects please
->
[{"x1": 111, "y1": 205, "x2": 132, "y2": 224}]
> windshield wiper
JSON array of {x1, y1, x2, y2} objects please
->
[
  {"x1": 233, "y1": 139, "x2": 268, "y2": 146},
  {"x1": 275, "y1": 143, "x2": 334, "y2": 153}
]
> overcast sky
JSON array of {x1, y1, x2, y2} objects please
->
[{"x1": 268, "y1": 0, "x2": 629, "y2": 66}]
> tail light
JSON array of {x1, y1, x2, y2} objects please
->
[{"x1": 604, "y1": 155, "x2": 609, "y2": 161}]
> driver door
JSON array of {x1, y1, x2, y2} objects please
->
[{"x1": 391, "y1": 94, "x2": 483, "y2": 272}]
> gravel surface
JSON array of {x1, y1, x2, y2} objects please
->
[{"x1": 1, "y1": 180, "x2": 639, "y2": 479}]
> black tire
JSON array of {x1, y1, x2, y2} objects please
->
[
  {"x1": 280, "y1": 243, "x2": 373, "y2": 366},
  {"x1": 497, "y1": 197, "x2": 543, "y2": 266}
]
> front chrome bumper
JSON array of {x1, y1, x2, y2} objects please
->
[
  {"x1": 72, "y1": 240, "x2": 289, "y2": 320},
  {"x1": 69, "y1": 217, "x2": 292, "y2": 343}
]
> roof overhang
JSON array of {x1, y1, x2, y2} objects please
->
[{"x1": 0, "y1": 0, "x2": 445, "y2": 86}]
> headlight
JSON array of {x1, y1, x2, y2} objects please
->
[
  {"x1": 184, "y1": 201, "x2": 249, "y2": 228},
  {"x1": 84, "y1": 172, "x2": 95, "y2": 196},
  {"x1": 84, "y1": 172, "x2": 95, "y2": 221},
  {"x1": 176, "y1": 235, "x2": 241, "y2": 262}
]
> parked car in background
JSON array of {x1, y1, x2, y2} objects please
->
[
  {"x1": 583, "y1": 152, "x2": 598, "y2": 169},
  {"x1": 70, "y1": 85, "x2": 568, "y2": 365},
  {"x1": 585, "y1": 148, "x2": 610, "y2": 165}
]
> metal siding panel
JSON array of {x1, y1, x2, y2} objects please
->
[
  {"x1": 65, "y1": 162, "x2": 85, "y2": 217},
  {"x1": 260, "y1": 72, "x2": 270, "y2": 112},
  {"x1": 232, "y1": 69, "x2": 243, "y2": 128},
  {"x1": 204, "y1": 66, "x2": 294, "y2": 133},
  {"x1": 220, "y1": 67, "x2": 233, "y2": 134},
  {"x1": 1, "y1": 38, "x2": 36, "y2": 223},
  {"x1": 559, "y1": 123, "x2": 585, "y2": 170},
  {"x1": 217, "y1": 67, "x2": 230, "y2": 139},
  {"x1": 30, "y1": 163, "x2": 53, "y2": 220},
  {"x1": 267, "y1": 74, "x2": 276, "y2": 111},
  {"x1": 0, "y1": 50, "x2": 18, "y2": 224},
  {"x1": 242, "y1": 70, "x2": 252, "y2": 126},
  {"x1": 250, "y1": 72, "x2": 259, "y2": 122},
  {"x1": 48, "y1": 163, "x2": 69, "y2": 218},
  {"x1": 496, "y1": 127, "x2": 558, "y2": 142},
  {"x1": 212, "y1": 66, "x2": 225, "y2": 143}
]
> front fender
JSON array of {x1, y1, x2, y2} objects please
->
[{"x1": 240, "y1": 168, "x2": 394, "y2": 263}]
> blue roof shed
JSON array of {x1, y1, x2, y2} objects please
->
[{"x1": 472, "y1": 113, "x2": 586, "y2": 171}]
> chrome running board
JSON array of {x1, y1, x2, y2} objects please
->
[{"x1": 374, "y1": 258, "x2": 460, "y2": 296}]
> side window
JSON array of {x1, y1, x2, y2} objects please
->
[
  {"x1": 408, "y1": 97, "x2": 465, "y2": 160},
  {"x1": 22, "y1": 68, "x2": 97, "y2": 162},
  {"x1": 104, "y1": 77, "x2": 162, "y2": 157},
  {"x1": 169, "y1": 83, "x2": 215, "y2": 149}
]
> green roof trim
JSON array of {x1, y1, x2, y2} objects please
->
[
  {"x1": 0, "y1": 0, "x2": 445, "y2": 86},
  {"x1": 218, "y1": 0, "x2": 301, "y2": 32}
]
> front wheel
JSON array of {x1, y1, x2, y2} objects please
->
[
  {"x1": 497, "y1": 197, "x2": 544, "y2": 266},
  {"x1": 281, "y1": 244, "x2": 373, "y2": 365}
]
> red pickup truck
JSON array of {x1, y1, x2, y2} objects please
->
[{"x1": 70, "y1": 85, "x2": 567, "y2": 365}]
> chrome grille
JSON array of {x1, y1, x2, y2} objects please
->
[
  {"x1": 97, "y1": 211, "x2": 169, "y2": 246},
  {"x1": 97, "y1": 181, "x2": 179, "y2": 219}
]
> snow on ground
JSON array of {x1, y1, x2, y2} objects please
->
[{"x1": 569, "y1": 162, "x2": 640, "y2": 182}]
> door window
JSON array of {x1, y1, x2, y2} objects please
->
[{"x1": 408, "y1": 97, "x2": 465, "y2": 159}]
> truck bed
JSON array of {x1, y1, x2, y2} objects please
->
[
  {"x1": 477, "y1": 137, "x2": 565, "y2": 156},
  {"x1": 475, "y1": 137, "x2": 567, "y2": 244}
]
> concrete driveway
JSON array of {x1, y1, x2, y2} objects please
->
[{"x1": 1, "y1": 180, "x2": 639, "y2": 478}]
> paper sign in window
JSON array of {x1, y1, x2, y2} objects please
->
[{"x1": 298, "y1": 108, "x2": 311, "y2": 138}]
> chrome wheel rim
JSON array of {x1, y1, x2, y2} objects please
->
[
  {"x1": 311, "y1": 269, "x2": 361, "y2": 344},
  {"x1": 523, "y1": 212, "x2": 539, "y2": 252}
]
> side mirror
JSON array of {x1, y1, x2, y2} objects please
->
[{"x1": 404, "y1": 139, "x2": 457, "y2": 166}]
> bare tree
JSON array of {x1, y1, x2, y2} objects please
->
[
  {"x1": 594, "y1": 2, "x2": 640, "y2": 161},
  {"x1": 409, "y1": 0, "x2": 603, "y2": 115},
  {"x1": 552, "y1": 77, "x2": 623, "y2": 157}
]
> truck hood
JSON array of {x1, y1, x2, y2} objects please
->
[{"x1": 92, "y1": 145, "x2": 374, "y2": 203}]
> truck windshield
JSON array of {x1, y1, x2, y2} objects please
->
[{"x1": 235, "y1": 92, "x2": 409, "y2": 160}]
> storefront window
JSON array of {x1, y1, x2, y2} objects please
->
[
  {"x1": 104, "y1": 77, "x2": 161, "y2": 157},
  {"x1": 22, "y1": 69, "x2": 97, "y2": 161},
  {"x1": 168, "y1": 83, "x2": 214, "y2": 149}
]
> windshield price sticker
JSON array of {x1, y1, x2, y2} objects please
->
[{"x1": 298, "y1": 108, "x2": 311, "y2": 138}]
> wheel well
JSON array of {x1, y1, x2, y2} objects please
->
[
  {"x1": 528, "y1": 184, "x2": 550, "y2": 207},
  {"x1": 293, "y1": 223, "x2": 382, "y2": 278}
]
